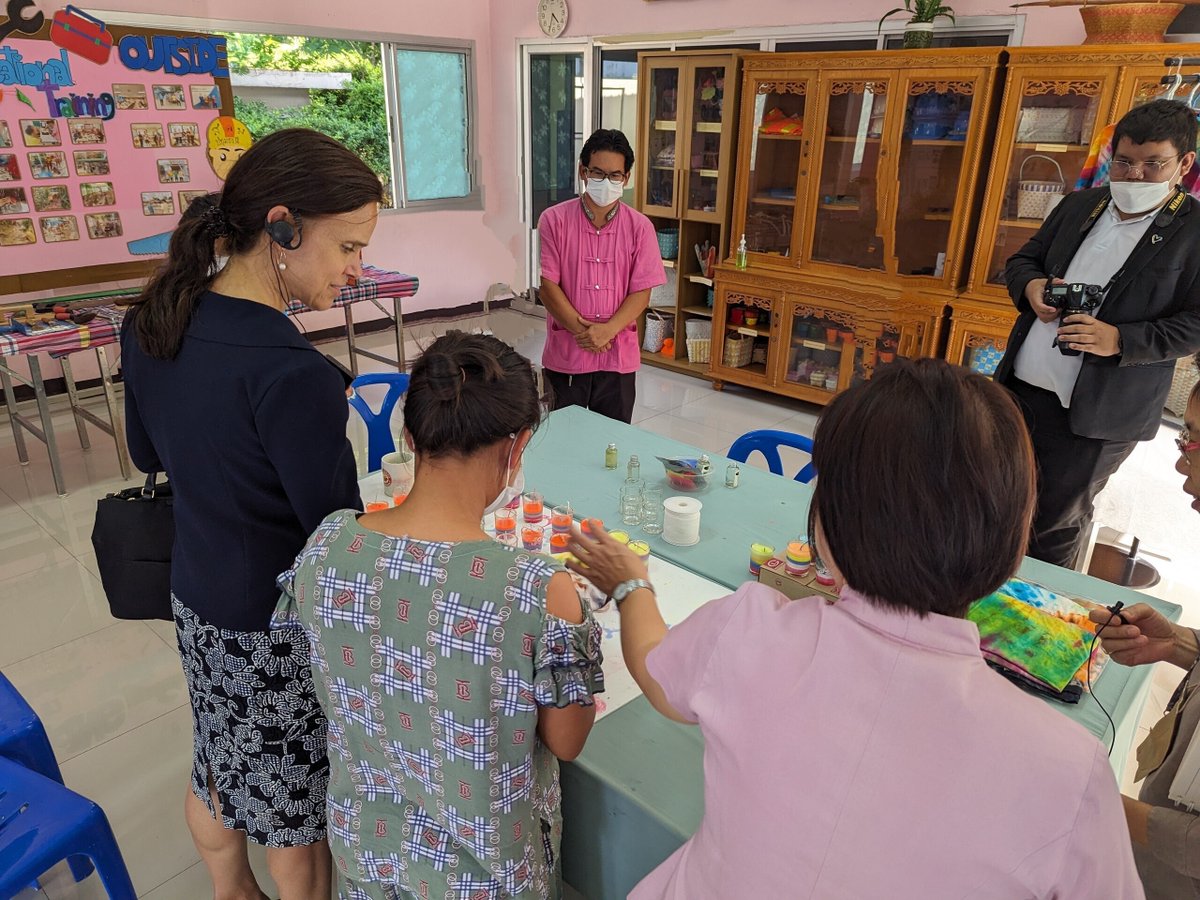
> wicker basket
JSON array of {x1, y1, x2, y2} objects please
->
[
  {"x1": 1017, "y1": 154, "x2": 1065, "y2": 220},
  {"x1": 686, "y1": 338, "x2": 711, "y2": 364},
  {"x1": 657, "y1": 228, "x2": 679, "y2": 260},
  {"x1": 723, "y1": 334, "x2": 754, "y2": 368},
  {"x1": 1080, "y1": 2, "x2": 1183, "y2": 44},
  {"x1": 642, "y1": 309, "x2": 674, "y2": 353},
  {"x1": 1166, "y1": 356, "x2": 1199, "y2": 417}
]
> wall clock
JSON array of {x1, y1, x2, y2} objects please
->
[{"x1": 538, "y1": 0, "x2": 568, "y2": 38}]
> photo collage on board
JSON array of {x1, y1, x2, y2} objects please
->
[{"x1": 0, "y1": 28, "x2": 227, "y2": 254}]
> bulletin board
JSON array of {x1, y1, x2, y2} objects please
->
[{"x1": 0, "y1": 3, "x2": 233, "y2": 294}]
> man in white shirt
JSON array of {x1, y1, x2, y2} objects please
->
[{"x1": 995, "y1": 100, "x2": 1200, "y2": 570}]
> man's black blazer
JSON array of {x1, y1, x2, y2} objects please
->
[{"x1": 994, "y1": 186, "x2": 1200, "y2": 442}]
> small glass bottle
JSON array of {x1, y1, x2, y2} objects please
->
[
  {"x1": 604, "y1": 442, "x2": 619, "y2": 470},
  {"x1": 627, "y1": 454, "x2": 640, "y2": 482},
  {"x1": 725, "y1": 462, "x2": 740, "y2": 489},
  {"x1": 735, "y1": 234, "x2": 748, "y2": 269}
]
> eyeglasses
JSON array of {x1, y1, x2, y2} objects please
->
[
  {"x1": 1177, "y1": 428, "x2": 1200, "y2": 461},
  {"x1": 584, "y1": 167, "x2": 627, "y2": 185},
  {"x1": 1111, "y1": 155, "x2": 1180, "y2": 180}
]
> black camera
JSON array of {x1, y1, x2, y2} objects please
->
[{"x1": 1044, "y1": 282, "x2": 1103, "y2": 357}]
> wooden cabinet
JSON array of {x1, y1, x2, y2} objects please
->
[
  {"x1": 634, "y1": 50, "x2": 741, "y2": 380},
  {"x1": 710, "y1": 48, "x2": 1000, "y2": 402},
  {"x1": 955, "y1": 45, "x2": 1200, "y2": 369},
  {"x1": 710, "y1": 270, "x2": 943, "y2": 402}
]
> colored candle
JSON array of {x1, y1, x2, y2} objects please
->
[
  {"x1": 550, "y1": 533, "x2": 569, "y2": 552},
  {"x1": 749, "y1": 542, "x2": 775, "y2": 576},
  {"x1": 608, "y1": 530, "x2": 630, "y2": 545},
  {"x1": 581, "y1": 518, "x2": 604, "y2": 535},
  {"x1": 523, "y1": 491, "x2": 544, "y2": 524},
  {"x1": 551, "y1": 504, "x2": 573, "y2": 535},
  {"x1": 628, "y1": 540, "x2": 650, "y2": 563},
  {"x1": 494, "y1": 509, "x2": 517, "y2": 536},
  {"x1": 521, "y1": 526, "x2": 544, "y2": 552}
]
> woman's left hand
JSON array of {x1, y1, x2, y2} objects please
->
[{"x1": 567, "y1": 520, "x2": 648, "y2": 597}]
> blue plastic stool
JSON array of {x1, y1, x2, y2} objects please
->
[
  {"x1": 728, "y1": 429, "x2": 816, "y2": 484},
  {"x1": 348, "y1": 373, "x2": 410, "y2": 471},
  {"x1": 0, "y1": 756, "x2": 135, "y2": 898}
]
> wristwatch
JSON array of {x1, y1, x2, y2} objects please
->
[{"x1": 610, "y1": 578, "x2": 655, "y2": 607}]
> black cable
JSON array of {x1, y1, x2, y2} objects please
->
[{"x1": 1088, "y1": 602, "x2": 1124, "y2": 756}]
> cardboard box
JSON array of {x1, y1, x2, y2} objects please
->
[{"x1": 758, "y1": 555, "x2": 838, "y2": 601}]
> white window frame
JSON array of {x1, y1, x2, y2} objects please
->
[
  {"x1": 91, "y1": 10, "x2": 482, "y2": 214},
  {"x1": 383, "y1": 39, "x2": 482, "y2": 211}
]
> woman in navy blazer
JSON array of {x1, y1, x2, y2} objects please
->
[{"x1": 121, "y1": 129, "x2": 381, "y2": 900}]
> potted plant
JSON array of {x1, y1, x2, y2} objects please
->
[{"x1": 878, "y1": 0, "x2": 955, "y2": 48}]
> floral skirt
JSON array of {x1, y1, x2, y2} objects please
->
[{"x1": 172, "y1": 596, "x2": 328, "y2": 847}]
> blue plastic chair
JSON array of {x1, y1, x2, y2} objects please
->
[
  {"x1": 0, "y1": 756, "x2": 135, "y2": 899},
  {"x1": 728, "y1": 429, "x2": 816, "y2": 484},
  {"x1": 0, "y1": 670, "x2": 64, "y2": 786},
  {"x1": 348, "y1": 373, "x2": 410, "y2": 471}
]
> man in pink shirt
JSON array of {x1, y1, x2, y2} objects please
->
[{"x1": 538, "y1": 129, "x2": 665, "y2": 422}]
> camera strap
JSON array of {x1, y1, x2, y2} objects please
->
[{"x1": 1063, "y1": 186, "x2": 1188, "y2": 298}]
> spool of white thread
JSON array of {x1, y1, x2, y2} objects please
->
[{"x1": 662, "y1": 496, "x2": 702, "y2": 546}]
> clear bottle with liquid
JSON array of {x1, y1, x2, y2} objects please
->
[
  {"x1": 735, "y1": 234, "x2": 748, "y2": 269},
  {"x1": 627, "y1": 454, "x2": 640, "y2": 482},
  {"x1": 605, "y1": 442, "x2": 619, "y2": 470},
  {"x1": 725, "y1": 462, "x2": 740, "y2": 488}
]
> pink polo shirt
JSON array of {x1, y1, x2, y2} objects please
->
[
  {"x1": 537, "y1": 197, "x2": 665, "y2": 375},
  {"x1": 634, "y1": 583, "x2": 1143, "y2": 900}
]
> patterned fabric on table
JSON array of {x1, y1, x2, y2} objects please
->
[
  {"x1": 171, "y1": 595, "x2": 329, "y2": 847},
  {"x1": 274, "y1": 510, "x2": 604, "y2": 900}
]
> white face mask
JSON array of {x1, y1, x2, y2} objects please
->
[
  {"x1": 583, "y1": 175, "x2": 625, "y2": 207},
  {"x1": 483, "y1": 436, "x2": 525, "y2": 516},
  {"x1": 1110, "y1": 163, "x2": 1181, "y2": 214}
]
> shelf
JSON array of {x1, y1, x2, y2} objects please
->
[
  {"x1": 686, "y1": 274, "x2": 714, "y2": 287},
  {"x1": 653, "y1": 120, "x2": 678, "y2": 131},
  {"x1": 661, "y1": 258, "x2": 676, "y2": 268},
  {"x1": 641, "y1": 351, "x2": 713, "y2": 379},
  {"x1": 695, "y1": 122, "x2": 722, "y2": 133},
  {"x1": 727, "y1": 323, "x2": 770, "y2": 337},
  {"x1": 650, "y1": 165, "x2": 676, "y2": 171},
  {"x1": 826, "y1": 135, "x2": 881, "y2": 143},
  {"x1": 756, "y1": 132, "x2": 804, "y2": 141},
  {"x1": 694, "y1": 168, "x2": 720, "y2": 178},
  {"x1": 750, "y1": 195, "x2": 796, "y2": 206},
  {"x1": 681, "y1": 305, "x2": 714, "y2": 317},
  {"x1": 998, "y1": 218, "x2": 1043, "y2": 230},
  {"x1": 1013, "y1": 142, "x2": 1088, "y2": 152},
  {"x1": 908, "y1": 139, "x2": 967, "y2": 147},
  {"x1": 923, "y1": 212, "x2": 952, "y2": 221},
  {"x1": 818, "y1": 202, "x2": 859, "y2": 211}
]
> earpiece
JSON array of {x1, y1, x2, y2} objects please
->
[{"x1": 264, "y1": 212, "x2": 302, "y2": 250}]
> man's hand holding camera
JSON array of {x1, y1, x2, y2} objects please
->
[{"x1": 1056, "y1": 315, "x2": 1122, "y2": 357}]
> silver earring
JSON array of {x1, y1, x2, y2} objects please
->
[{"x1": 278, "y1": 253, "x2": 286, "y2": 271}]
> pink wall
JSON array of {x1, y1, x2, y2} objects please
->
[{"x1": 8, "y1": 0, "x2": 1092, "y2": 392}]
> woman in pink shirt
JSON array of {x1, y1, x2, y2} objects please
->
[{"x1": 570, "y1": 358, "x2": 1143, "y2": 899}]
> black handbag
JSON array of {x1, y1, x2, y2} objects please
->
[{"x1": 90, "y1": 472, "x2": 175, "y2": 621}]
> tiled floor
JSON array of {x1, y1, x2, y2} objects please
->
[{"x1": 1, "y1": 308, "x2": 1196, "y2": 897}]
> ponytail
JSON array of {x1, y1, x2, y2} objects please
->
[{"x1": 124, "y1": 194, "x2": 223, "y2": 360}]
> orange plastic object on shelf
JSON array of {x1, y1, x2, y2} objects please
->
[
  {"x1": 661, "y1": 337, "x2": 675, "y2": 356},
  {"x1": 759, "y1": 108, "x2": 803, "y2": 135}
]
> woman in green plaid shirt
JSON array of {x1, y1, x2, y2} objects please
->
[{"x1": 275, "y1": 332, "x2": 603, "y2": 899}]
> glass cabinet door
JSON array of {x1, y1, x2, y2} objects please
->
[
  {"x1": 893, "y1": 75, "x2": 981, "y2": 279},
  {"x1": 983, "y1": 74, "x2": 1113, "y2": 289},
  {"x1": 810, "y1": 76, "x2": 895, "y2": 271},
  {"x1": 741, "y1": 77, "x2": 812, "y2": 259},
  {"x1": 783, "y1": 305, "x2": 854, "y2": 395},
  {"x1": 682, "y1": 60, "x2": 733, "y2": 222},
  {"x1": 643, "y1": 61, "x2": 685, "y2": 217}
]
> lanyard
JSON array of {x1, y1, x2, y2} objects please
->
[{"x1": 1058, "y1": 187, "x2": 1188, "y2": 294}]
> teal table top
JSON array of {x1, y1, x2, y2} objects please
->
[{"x1": 525, "y1": 405, "x2": 1180, "y2": 759}]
